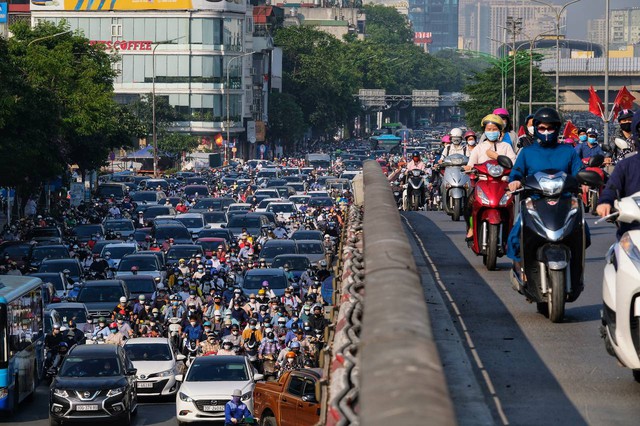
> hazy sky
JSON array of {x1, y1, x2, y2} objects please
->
[{"x1": 549, "y1": 0, "x2": 640, "y2": 39}]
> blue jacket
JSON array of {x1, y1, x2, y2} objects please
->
[
  {"x1": 509, "y1": 142, "x2": 583, "y2": 183},
  {"x1": 225, "y1": 400, "x2": 252, "y2": 423},
  {"x1": 599, "y1": 151, "x2": 640, "y2": 238},
  {"x1": 575, "y1": 142, "x2": 606, "y2": 160},
  {"x1": 183, "y1": 324, "x2": 203, "y2": 341}
]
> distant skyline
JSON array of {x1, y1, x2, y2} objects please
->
[{"x1": 539, "y1": 0, "x2": 639, "y2": 39}]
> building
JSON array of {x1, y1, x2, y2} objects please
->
[
  {"x1": 610, "y1": 7, "x2": 640, "y2": 50},
  {"x1": 280, "y1": 6, "x2": 365, "y2": 40},
  {"x1": 408, "y1": 0, "x2": 458, "y2": 52},
  {"x1": 587, "y1": 18, "x2": 607, "y2": 47},
  {"x1": 31, "y1": 0, "x2": 278, "y2": 160},
  {"x1": 363, "y1": 0, "x2": 408, "y2": 16}
]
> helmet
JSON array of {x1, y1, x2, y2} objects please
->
[
  {"x1": 532, "y1": 107, "x2": 562, "y2": 128},
  {"x1": 493, "y1": 108, "x2": 510, "y2": 117},
  {"x1": 138, "y1": 294, "x2": 145, "y2": 301},
  {"x1": 586, "y1": 127, "x2": 599, "y2": 137},
  {"x1": 481, "y1": 114, "x2": 504, "y2": 131},
  {"x1": 119, "y1": 296, "x2": 127, "y2": 303},
  {"x1": 618, "y1": 109, "x2": 634, "y2": 122},
  {"x1": 290, "y1": 341, "x2": 301, "y2": 349},
  {"x1": 441, "y1": 135, "x2": 451, "y2": 144},
  {"x1": 53, "y1": 323, "x2": 61, "y2": 330},
  {"x1": 109, "y1": 322, "x2": 118, "y2": 330},
  {"x1": 449, "y1": 128, "x2": 463, "y2": 145},
  {"x1": 463, "y1": 130, "x2": 476, "y2": 140},
  {"x1": 286, "y1": 351, "x2": 297, "y2": 359},
  {"x1": 411, "y1": 151, "x2": 421, "y2": 159}
]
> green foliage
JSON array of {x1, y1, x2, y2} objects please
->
[
  {"x1": 461, "y1": 51, "x2": 555, "y2": 131},
  {"x1": 127, "y1": 93, "x2": 181, "y2": 138},
  {"x1": 158, "y1": 132, "x2": 200, "y2": 158},
  {"x1": 361, "y1": 4, "x2": 413, "y2": 45},
  {"x1": 268, "y1": 92, "x2": 305, "y2": 151}
]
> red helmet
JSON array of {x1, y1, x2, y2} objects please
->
[
  {"x1": 463, "y1": 130, "x2": 476, "y2": 140},
  {"x1": 109, "y1": 322, "x2": 118, "y2": 330}
]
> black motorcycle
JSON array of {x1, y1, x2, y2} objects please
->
[
  {"x1": 510, "y1": 169, "x2": 602, "y2": 323},
  {"x1": 405, "y1": 169, "x2": 426, "y2": 211}
]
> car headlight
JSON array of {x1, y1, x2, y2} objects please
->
[
  {"x1": 106, "y1": 387, "x2": 125, "y2": 397},
  {"x1": 53, "y1": 389, "x2": 69, "y2": 398},
  {"x1": 179, "y1": 392, "x2": 193, "y2": 402},
  {"x1": 476, "y1": 187, "x2": 490, "y2": 205},
  {"x1": 154, "y1": 368, "x2": 176, "y2": 378},
  {"x1": 241, "y1": 391, "x2": 253, "y2": 401}
]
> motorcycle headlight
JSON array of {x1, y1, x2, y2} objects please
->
[
  {"x1": 499, "y1": 192, "x2": 511, "y2": 206},
  {"x1": 241, "y1": 391, "x2": 253, "y2": 401},
  {"x1": 53, "y1": 389, "x2": 69, "y2": 398},
  {"x1": 179, "y1": 391, "x2": 193, "y2": 402},
  {"x1": 620, "y1": 233, "x2": 640, "y2": 273},
  {"x1": 476, "y1": 187, "x2": 490, "y2": 205},
  {"x1": 538, "y1": 176, "x2": 564, "y2": 196},
  {"x1": 487, "y1": 164, "x2": 504, "y2": 178},
  {"x1": 106, "y1": 387, "x2": 125, "y2": 397}
]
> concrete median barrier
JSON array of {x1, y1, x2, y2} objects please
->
[{"x1": 360, "y1": 159, "x2": 456, "y2": 426}]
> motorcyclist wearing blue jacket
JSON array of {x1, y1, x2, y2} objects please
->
[
  {"x1": 574, "y1": 128, "x2": 608, "y2": 160},
  {"x1": 506, "y1": 108, "x2": 584, "y2": 275}
]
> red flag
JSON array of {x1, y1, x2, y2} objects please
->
[
  {"x1": 562, "y1": 120, "x2": 579, "y2": 140},
  {"x1": 588, "y1": 86, "x2": 604, "y2": 118},
  {"x1": 517, "y1": 125, "x2": 526, "y2": 138},
  {"x1": 612, "y1": 86, "x2": 636, "y2": 119}
]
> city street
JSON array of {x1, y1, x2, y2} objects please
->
[{"x1": 405, "y1": 211, "x2": 640, "y2": 426}]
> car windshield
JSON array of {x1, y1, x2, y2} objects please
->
[
  {"x1": 193, "y1": 199, "x2": 221, "y2": 210},
  {"x1": 0, "y1": 244, "x2": 31, "y2": 258},
  {"x1": 154, "y1": 226, "x2": 191, "y2": 241},
  {"x1": 272, "y1": 257, "x2": 310, "y2": 270},
  {"x1": 296, "y1": 242, "x2": 324, "y2": 254},
  {"x1": 125, "y1": 344, "x2": 172, "y2": 362},
  {"x1": 73, "y1": 226, "x2": 103, "y2": 236},
  {"x1": 31, "y1": 247, "x2": 69, "y2": 261},
  {"x1": 267, "y1": 204, "x2": 296, "y2": 213},
  {"x1": 123, "y1": 278, "x2": 155, "y2": 294},
  {"x1": 309, "y1": 198, "x2": 334, "y2": 207},
  {"x1": 102, "y1": 246, "x2": 136, "y2": 259},
  {"x1": 39, "y1": 262, "x2": 80, "y2": 275},
  {"x1": 56, "y1": 308, "x2": 88, "y2": 323},
  {"x1": 144, "y1": 208, "x2": 172, "y2": 220},
  {"x1": 133, "y1": 192, "x2": 160, "y2": 202},
  {"x1": 186, "y1": 360, "x2": 248, "y2": 382},
  {"x1": 166, "y1": 247, "x2": 202, "y2": 261},
  {"x1": 227, "y1": 217, "x2": 261, "y2": 228},
  {"x1": 203, "y1": 212, "x2": 227, "y2": 223},
  {"x1": 59, "y1": 356, "x2": 121, "y2": 377},
  {"x1": 105, "y1": 221, "x2": 134, "y2": 232},
  {"x1": 199, "y1": 229, "x2": 230, "y2": 240},
  {"x1": 176, "y1": 217, "x2": 205, "y2": 228},
  {"x1": 244, "y1": 274, "x2": 287, "y2": 289},
  {"x1": 77, "y1": 285, "x2": 124, "y2": 303},
  {"x1": 261, "y1": 245, "x2": 296, "y2": 259},
  {"x1": 185, "y1": 186, "x2": 209, "y2": 196},
  {"x1": 119, "y1": 257, "x2": 157, "y2": 271},
  {"x1": 197, "y1": 240, "x2": 224, "y2": 252},
  {"x1": 97, "y1": 185, "x2": 124, "y2": 198},
  {"x1": 30, "y1": 228, "x2": 60, "y2": 237},
  {"x1": 291, "y1": 232, "x2": 320, "y2": 241},
  {"x1": 33, "y1": 274, "x2": 64, "y2": 291}
]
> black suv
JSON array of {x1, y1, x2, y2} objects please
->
[{"x1": 49, "y1": 344, "x2": 138, "y2": 426}]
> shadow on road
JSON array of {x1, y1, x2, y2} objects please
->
[{"x1": 404, "y1": 212, "x2": 588, "y2": 426}]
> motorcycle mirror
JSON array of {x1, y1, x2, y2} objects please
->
[
  {"x1": 176, "y1": 354, "x2": 186, "y2": 361},
  {"x1": 577, "y1": 170, "x2": 604, "y2": 188},
  {"x1": 496, "y1": 155, "x2": 513, "y2": 169},
  {"x1": 587, "y1": 154, "x2": 605, "y2": 168}
]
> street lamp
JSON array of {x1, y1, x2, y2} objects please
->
[
  {"x1": 226, "y1": 51, "x2": 256, "y2": 165},
  {"x1": 152, "y1": 36, "x2": 185, "y2": 178},
  {"x1": 531, "y1": 0, "x2": 583, "y2": 110},
  {"x1": 488, "y1": 37, "x2": 508, "y2": 111},
  {"x1": 504, "y1": 17, "x2": 522, "y2": 120},
  {"x1": 27, "y1": 29, "x2": 73, "y2": 47}
]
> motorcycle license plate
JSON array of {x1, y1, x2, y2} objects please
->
[
  {"x1": 203, "y1": 405, "x2": 225, "y2": 411},
  {"x1": 76, "y1": 404, "x2": 99, "y2": 411},
  {"x1": 137, "y1": 382, "x2": 153, "y2": 388}
]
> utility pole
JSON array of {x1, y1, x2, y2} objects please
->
[
  {"x1": 506, "y1": 16, "x2": 523, "y2": 118},
  {"x1": 603, "y1": 0, "x2": 610, "y2": 144}
]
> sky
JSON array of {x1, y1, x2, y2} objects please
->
[{"x1": 550, "y1": 0, "x2": 640, "y2": 39}]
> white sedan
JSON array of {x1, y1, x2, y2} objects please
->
[
  {"x1": 176, "y1": 355, "x2": 263, "y2": 425},
  {"x1": 123, "y1": 337, "x2": 185, "y2": 397}
]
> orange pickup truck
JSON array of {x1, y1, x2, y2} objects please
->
[{"x1": 252, "y1": 369, "x2": 322, "y2": 426}]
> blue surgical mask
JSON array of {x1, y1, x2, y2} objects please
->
[
  {"x1": 485, "y1": 131, "x2": 500, "y2": 142},
  {"x1": 588, "y1": 137, "x2": 597, "y2": 144},
  {"x1": 579, "y1": 135, "x2": 587, "y2": 142}
]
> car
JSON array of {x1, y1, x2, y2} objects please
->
[
  {"x1": 27, "y1": 244, "x2": 70, "y2": 270},
  {"x1": 25, "y1": 226, "x2": 63, "y2": 244},
  {"x1": 103, "y1": 219, "x2": 136, "y2": 238},
  {"x1": 340, "y1": 170, "x2": 363, "y2": 180},
  {"x1": 307, "y1": 197, "x2": 335, "y2": 208},
  {"x1": 0, "y1": 241, "x2": 35, "y2": 268},
  {"x1": 202, "y1": 211, "x2": 228, "y2": 229},
  {"x1": 290, "y1": 230, "x2": 324, "y2": 242},
  {"x1": 183, "y1": 185, "x2": 209, "y2": 200},
  {"x1": 143, "y1": 206, "x2": 177, "y2": 225},
  {"x1": 265, "y1": 179, "x2": 288, "y2": 188},
  {"x1": 307, "y1": 190, "x2": 330, "y2": 198},
  {"x1": 242, "y1": 268, "x2": 289, "y2": 297},
  {"x1": 176, "y1": 355, "x2": 263, "y2": 424},
  {"x1": 101, "y1": 242, "x2": 139, "y2": 269},
  {"x1": 96, "y1": 182, "x2": 128, "y2": 201},
  {"x1": 260, "y1": 240, "x2": 297, "y2": 266},
  {"x1": 189, "y1": 197, "x2": 235, "y2": 213},
  {"x1": 44, "y1": 302, "x2": 90, "y2": 337},
  {"x1": 289, "y1": 195, "x2": 311, "y2": 210},
  {"x1": 195, "y1": 238, "x2": 228, "y2": 257},
  {"x1": 49, "y1": 344, "x2": 138, "y2": 425},
  {"x1": 74, "y1": 279, "x2": 130, "y2": 318},
  {"x1": 271, "y1": 186, "x2": 296, "y2": 199},
  {"x1": 119, "y1": 275, "x2": 157, "y2": 301},
  {"x1": 30, "y1": 271, "x2": 73, "y2": 301},
  {"x1": 166, "y1": 196, "x2": 182, "y2": 207},
  {"x1": 71, "y1": 224, "x2": 106, "y2": 243},
  {"x1": 139, "y1": 178, "x2": 169, "y2": 191},
  {"x1": 294, "y1": 240, "x2": 326, "y2": 265},
  {"x1": 116, "y1": 254, "x2": 165, "y2": 281},
  {"x1": 265, "y1": 201, "x2": 297, "y2": 220},
  {"x1": 223, "y1": 214, "x2": 271, "y2": 239},
  {"x1": 198, "y1": 228, "x2": 235, "y2": 244},
  {"x1": 137, "y1": 250, "x2": 166, "y2": 267},
  {"x1": 227, "y1": 203, "x2": 252, "y2": 213},
  {"x1": 271, "y1": 254, "x2": 311, "y2": 281},
  {"x1": 255, "y1": 198, "x2": 283, "y2": 213},
  {"x1": 288, "y1": 182, "x2": 307, "y2": 194},
  {"x1": 152, "y1": 223, "x2": 193, "y2": 244},
  {"x1": 132, "y1": 228, "x2": 153, "y2": 245},
  {"x1": 38, "y1": 258, "x2": 83, "y2": 284},
  {"x1": 254, "y1": 189, "x2": 280, "y2": 199},
  {"x1": 124, "y1": 338, "x2": 184, "y2": 397},
  {"x1": 131, "y1": 190, "x2": 167, "y2": 206},
  {"x1": 185, "y1": 176, "x2": 209, "y2": 186},
  {"x1": 166, "y1": 244, "x2": 205, "y2": 265},
  {"x1": 175, "y1": 213, "x2": 206, "y2": 238}
]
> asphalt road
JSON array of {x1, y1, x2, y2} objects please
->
[
  {"x1": 404, "y1": 211, "x2": 640, "y2": 426},
  {"x1": 0, "y1": 384, "x2": 177, "y2": 425}
]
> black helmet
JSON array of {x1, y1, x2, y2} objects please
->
[
  {"x1": 411, "y1": 151, "x2": 420, "y2": 159},
  {"x1": 532, "y1": 107, "x2": 562, "y2": 128},
  {"x1": 618, "y1": 109, "x2": 634, "y2": 122}
]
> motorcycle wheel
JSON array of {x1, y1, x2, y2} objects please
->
[
  {"x1": 484, "y1": 223, "x2": 499, "y2": 271},
  {"x1": 589, "y1": 191, "x2": 598, "y2": 215},
  {"x1": 452, "y1": 198, "x2": 461, "y2": 221},
  {"x1": 412, "y1": 194, "x2": 420, "y2": 211},
  {"x1": 547, "y1": 269, "x2": 566, "y2": 323},
  {"x1": 632, "y1": 370, "x2": 640, "y2": 383}
]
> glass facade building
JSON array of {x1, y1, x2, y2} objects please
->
[{"x1": 409, "y1": 0, "x2": 458, "y2": 52}]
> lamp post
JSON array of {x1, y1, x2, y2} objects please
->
[
  {"x1": 27, "y1": 29, "x2": 73, "y2": 47},
  {"x1": 531, "y1": 0, "x2": 582, "y2": 111},
  {"x1": 152, "y1": 36, "x2": 184, "y2": 178},
  {"x1": 505, "y1": 17, "x2": 522, "y2": 120},
  {"x1": 226, "y1": 51, "x2": 256, "y2": 165},
  {"x1": 488, "y1": 37, "x2": 508, "y2": 111},
  {"x1": 528, "y1": 30, "x2": 556, "y2": 115},
  {"x1": 603, "y1": 0, "x2": 610, "y2": 144}
]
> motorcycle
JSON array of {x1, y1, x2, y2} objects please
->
[
  {"x1": 580, "y1": 154, "x2": 608, "y2": 215},
  {"x1": 391, "y1": 180, "x2": 404, "y2": 210},
  {"x1": 599, "y1": 191, "x2": 640, "y2": 381},
  {"x1": 183, "y1": 339, "x2": 200, "y2": 367},
  {"x1": 439, "y1": 154, "x2": 470, "y2": 221},
  {"x1": 245, "y1": 340, "x2": 261, "y2": 372},
  {"x1": 468, "y1": 156, "x2": 514, "y2": 271},
  {"x1": 403, "y1": 169, "x2": 426, "y2": 211},
  {"x1": 168, "y1": 317, "x2": 182, "y2": 350},
  {"x1": 262, "y1": 354, "x2": 277, "y2": 380},
  {"x1": 45, "y1": 342, "x2": 72, "y2": 381},
  {"x1": 510, "y1": 169, "x2": 603, "y2": 322}
]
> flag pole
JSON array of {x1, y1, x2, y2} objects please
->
[{"x1": 603, "y1": 0, "x2": 610, "y2": 144}]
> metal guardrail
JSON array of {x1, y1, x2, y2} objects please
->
[{"x1": 359, "y1": 160, "x2": 456, "y2": 426}]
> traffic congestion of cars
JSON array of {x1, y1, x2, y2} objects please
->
[{"x1": 0, "y1": 152, "x2": 359, "y2": 426}]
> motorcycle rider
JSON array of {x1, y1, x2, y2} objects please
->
[
  {"x1": 224, "y1": 389, "x2": 254, "y2": 426},
  {"x1": 518, "y1": 115, "x2": 536, "y2": 149},
  {"x1": 491, "y1": 108, "x2": 519, "y2": 151},
  {"x1": 609, "y1": 109, "x2": 636, "y2": 163},
  {"x1": 506, "y1": 107, "x2": 584, "y2": 278},
  {"x1": 105, "y1": 322, "x2": 126, "y2": 346},
  {"x1": 575, "y1": 128, "x2": 609, "y2": 162},
  {"x1": 92, "y1": 316, "x2": 111, "y2": 339},
  {"x1": 45, "y1": 323, "x2": 64, "y2": 370},
  {"x1": 406, "y1": 151, "x2": 427, "y2": 171},
  {"x1": 439, "y1": 128, "x2": 468, "y2": 160},
  {"x1": 200, "y1": 332, "x2": 220, "y2": 355},
  {"x1": 464, "y1": 130, "x2": 477, "y2": 153}
]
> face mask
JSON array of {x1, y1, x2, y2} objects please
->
[
  {"x1": 250, "y1": 325, "x2": 256, "y2": 330},
  {"x1": 232, "y1": 331, "x2": 238, "y2": 335},
  {"x1": 485, "y1": 131, "x2": 500, "y2": 142},
  {"x1": 287, "y1": 358, "x2": 294, "y2": 364},
  {"x1": 232, "y1": 396, "x2": 241, "y2": 403},
  {"x1": 588, "y1": 137, "x2": 597, "y2": 144},
  {"x1": 578, "y1": 135, "x2": 587, "y2": 142},
  {"x1": 527, "y1": 126, "x2": 535, "y2": 135},
  {"x1": 620, "y1": 122, "x2": 632, "y2": 133},
  {"x1": 536, "y1": 129, "x2": 558, "y2": 146},
  {"x1": 467, "y1": 139, "x2": 476, "y2": 146},
  {"x1": 110, "y1": 329, "x2": 117, "y2": 334},
  {"x1": 190, "y1": 322, "x2": 196, "y2": 327}
]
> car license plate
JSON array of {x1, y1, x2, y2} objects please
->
[
  {"x1": 137, "y1": 382, "x2": 153, "y2": 388},
  {"x1": 76, "y1": 404, "x2": 99, "y2": 411},
  {"x1": 203, "y1": 405, "x2": 225, "y2": 411}
]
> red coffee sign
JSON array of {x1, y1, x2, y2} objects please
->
[{"x1": 90, "y1": 40, "x2": 153, "y2": 51}]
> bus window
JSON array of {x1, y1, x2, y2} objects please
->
[{"x1": 7, "y1": 290, "x2": 42, "y2": 354}]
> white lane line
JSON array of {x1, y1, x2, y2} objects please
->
[{"x1": 403, "y1": 215, "x2": 510, "y2": 426}]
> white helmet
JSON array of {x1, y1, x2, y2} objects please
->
[
  {"x1": 119, "y1": 296, "x2": 127, "y2": 303},
  {"x1": 449, "y1": 128, "x2": 463, "y2": 145}
]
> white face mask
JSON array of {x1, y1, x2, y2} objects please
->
[
  {"x1": 527, "y1": 126, "x2": 535, "y2": 135},
  {"x1": 287, "y1": 358, "x2": 294, "y2": 364}
]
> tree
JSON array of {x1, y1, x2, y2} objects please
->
[
  {"x1": 158, "y1": 132, "x2": 200, "y2": 158},
  {"x1": 268, "y1": 92, "x2": 305, "y2": 152},
  {"x1": 362, "y1": 4, "x2": 413, "y2": 45}
]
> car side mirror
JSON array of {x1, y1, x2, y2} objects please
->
[
  {"x1": 126, "y1": 368, "x2": 137, "y2": 376},
  {"x1": 301, "y1": 394, "x2": 317, "y2": 403},
  {"x1": 253, "y1": 373, "x2": 264, "y2": 381},
  {"x1": 496, "y1": 155, "x2": 513, "y2": 169},
  {"x1": 175, "y1": 374, "x2": 184, "y2": 382},
  {"x1": 176, "y1": 354, "x2": 186, "y2": 361}
]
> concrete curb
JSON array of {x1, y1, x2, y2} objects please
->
[{"x1": 360, "y1": 160, "x2": 457, "y2": 426}]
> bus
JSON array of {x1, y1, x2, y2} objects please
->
[{"x1": 0, "y1": 275, "x2": 45, "y2": 414}]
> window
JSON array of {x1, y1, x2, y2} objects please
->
[
  {"x1": 287, "y1": 375, "x2": 305, "y2": 397},
  {"x1": 7, "y1": 290, "x2": 43, "y2": 354}
]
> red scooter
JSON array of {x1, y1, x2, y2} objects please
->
[
  {"x1": 468, "y1": 156, "x2": 514, "y2": 271},
  {"x1": 580, "y1": 154, "x2": 608, "y2": 215}
]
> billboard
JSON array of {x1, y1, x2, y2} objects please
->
[
  {"x1": 0, "y1": 3, "x2": 6, "y2": 23},
  {"x1": 31, "y1": 0, "x2": 246, "y2": 12}
]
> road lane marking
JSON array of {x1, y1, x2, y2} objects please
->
[{"x1": 403, "y1": 215, "x2": 510, "y2": 426}]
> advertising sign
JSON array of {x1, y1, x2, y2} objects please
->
[
  {"x1": 31, "y1": 0, "x2": 245, "y2": 12},
  {"x1": 70, "y1": 182, "x2": 85, "y2": 207},
  {"x1": 246, "y1": 121, "x2": 256, "y2": 144},
  {"x1": 0, "y1": 3, "x2": 7, "y2": 24},
  {"x1": 255, "y1": 121, "x2": 266, "y2": 142}
]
